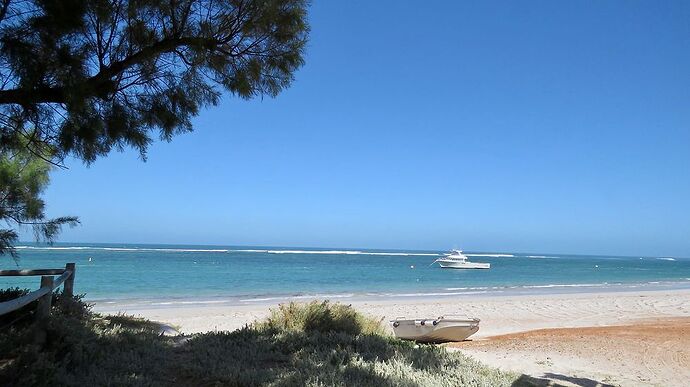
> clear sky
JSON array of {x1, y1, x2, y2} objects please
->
[{"x1": 26, "y1": 0, "x2": 690, "y2": 256}]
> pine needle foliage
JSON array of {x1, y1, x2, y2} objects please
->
[
  {"x1": 0, "y1": 0, "x2": 310, "y2": 163},
  {"x1": 0, "y1": 0, "x2": 309, "y2": 255},
  {"x1": 0, "y1": 144, "x2": 78, "y2": 258}
]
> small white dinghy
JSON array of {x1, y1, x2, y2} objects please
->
[{"x1": 390, "y1": 316, "x2": 480, "y2": 343}]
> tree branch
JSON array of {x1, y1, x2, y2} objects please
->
[{"x1": 0, "y1": 36, "x2": 221, "y2": 105}]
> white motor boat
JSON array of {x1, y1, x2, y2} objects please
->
[
  {"x1": 391, "y1": 316, "x2": 480, "y2": 343},
  {"x1": 434, "y1": 249, "x2": 490, "y2": 269}
]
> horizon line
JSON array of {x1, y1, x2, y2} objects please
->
[{"x1": 14, "y1": 240, "x2": 687, "y2": 260}]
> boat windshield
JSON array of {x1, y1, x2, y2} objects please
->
[{"x1": 447, "y1": 250, "x2": 466, "y2": 259}]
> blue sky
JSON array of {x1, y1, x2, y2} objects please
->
[{"x1": 25, "y1": 1, "x2": 690, "y2": 256}]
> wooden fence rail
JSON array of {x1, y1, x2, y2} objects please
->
[{"x1": 0, "y1": 263, "x2": 76, "y2": 320}]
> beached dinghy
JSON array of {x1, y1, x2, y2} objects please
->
[{"x1": 390, "y1": 316, "x2": 480, "y2": 343}]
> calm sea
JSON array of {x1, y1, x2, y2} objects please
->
[{"x1": 2, "y1": 243, "x2": 690, "y2": 306}]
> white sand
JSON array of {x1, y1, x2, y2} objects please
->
[
  {"x1": 93, "y1": 289, "x2": 690, "y2": 337},
  {"x1": 94, "y1": 289, "x2": 690, "y2": 386},
  {"x1": 452, "y1": 318, "x2": 690, "y2": 387}
]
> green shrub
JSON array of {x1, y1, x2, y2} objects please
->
[
  {"x1": 0, "y1": 291, "x2": 170, "y2": 386},
  {"x1": 0, "y1": 294, "x2": 525, "y2": 386},
  {"x1": 0, "y1": 287, "x2": 30, "y2": 301},
  {"x1": 258, "y1": 300, "x2": 386, "y2": 336}
]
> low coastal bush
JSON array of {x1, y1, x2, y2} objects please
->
[
  {"x1": 0, "y1": 291, "x2": 169, "y2": 386},
  {"x1": 0, "y1": 296, "x2": 530, "y2": 386},
  {"x1": 258, "y1": 300, "x2": 386, "y2": 335}
]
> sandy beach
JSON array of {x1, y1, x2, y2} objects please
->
[
  {"x1": 95, "y1": 289, "x2": 690, "y2": 386},
  {"x1": 452, "y1": 317, "x2": 690, "y2": 387}
]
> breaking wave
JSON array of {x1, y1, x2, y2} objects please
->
[
  {"x1": 231, "y1": 249, "x2": 440, "y2": 256},
  {"x1": 15, "y1": 246, "x2": 229, "y2": 253},
  {"x1": 465, "y1": 253, "x2": 514, "y2": 258},
  {"x1": 14, "y1": 245, "x2": 440, "y2": 256}
]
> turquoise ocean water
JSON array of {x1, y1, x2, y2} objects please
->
[{"x1": 2, "y1": 243, "x2": 690, "y2": 306}]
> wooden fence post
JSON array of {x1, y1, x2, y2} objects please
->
[
  {"x1": 64, "y1": 263, "x2": 75, "y2": 297},
  {"x1": 36, "y1": 276, "x2": 54, "y2": 320},
  {"x1": 34, "y1": 275, "x2": 54, "y2": 345}
]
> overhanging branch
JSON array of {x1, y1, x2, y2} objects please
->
[{"x1": 0, "y1": 36, "x2": 222, "y2": 106}]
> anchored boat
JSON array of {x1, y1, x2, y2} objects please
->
[
  {"x1": 391, "y1": 316, "x2": 480, "y2": 343},
  {"x1": 434, "y1": 249, "x2": 490, "y2": 269}
]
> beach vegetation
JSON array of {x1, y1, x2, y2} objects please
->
[
  {"x1": 0, "y1": 146, "x2": 79, "y2": 258},
  {"x1": 0, "y1": 297, "x2": 531, "y2": 386},
  {"x1": 258, "y1": 299, "x2": 387, "y2": 335}
]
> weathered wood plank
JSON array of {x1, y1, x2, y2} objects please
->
[
  {"x1": 0, "y1": 286, "x2": 51, "y2": 316},
  {"x1": 0, "y1": 269, "x2": 72, "y2": 316},
  {"x1": 0, "y1": 269, "x2": 65, "y2": 276},
  {"x1": 63, "y1": 263, "x2": 75, "y2": 297},
  {"x1": 0, "y1": 264, "x2": 77, "y2": 319},
  {"x1": 35, "y1": 276, "x2": 54, "y2": 320},
  {"x1": 52, "y1": 270, "x2": 72, "y2": 290}
]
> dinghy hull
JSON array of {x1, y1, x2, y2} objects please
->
[{"x1": 391, "y1": 317, "x2": 480, "y2": 343}]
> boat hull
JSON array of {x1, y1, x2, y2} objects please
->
[
  {"x1": 391, "y1": 318, "x2": 480, "y2": 343},
  {"x1": 436, "y1": 259, "x2": 490, "y2": 269}
]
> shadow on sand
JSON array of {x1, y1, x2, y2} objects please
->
[{"x1": 512, "y1": 373, "x2": 617, "y2": 387}]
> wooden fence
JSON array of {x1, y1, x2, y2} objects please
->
[{"x1": 0, "y1": 263, "x2": 76, "y2": 321}]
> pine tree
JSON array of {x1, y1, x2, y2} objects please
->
[{"x1": 0, "y1": 0, "x2": 309, "y2": 255}]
